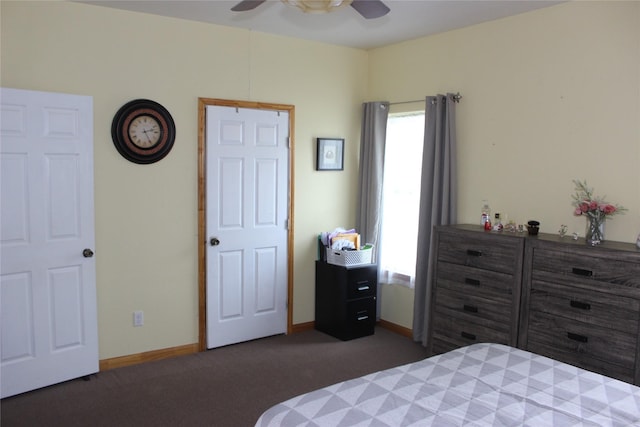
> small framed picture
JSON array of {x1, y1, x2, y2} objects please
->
[{"x1": 316, "y1": 138, "x2": 344, "y2": 171}]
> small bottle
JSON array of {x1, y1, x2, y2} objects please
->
[
  {"x1": 481, "y1": 200, "x2": 491, "y2": 227},
  {"x1": 493, "y1": 213, "x2": 503, "y2": 231},
  {"x1": 484, "y1": 212, "x2": 492, "y2": 230}
]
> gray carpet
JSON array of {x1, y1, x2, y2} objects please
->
[{"x1": 1, "y1": 327, "x2": 430, "y2": 427}]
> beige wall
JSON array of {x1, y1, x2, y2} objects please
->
[
  {"x1": 1, "y1": 1, "x2": 367, "y2": 359},
  {"x1": 2, "y1": 1, "x2": 639, "y2": 355},
  {"x1": 371, "y1": 1, "x2": 640, "y2": 328}
]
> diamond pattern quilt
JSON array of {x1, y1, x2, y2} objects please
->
[{"x1": 255, "y1": 343, "x2": 640, "y2": 426}]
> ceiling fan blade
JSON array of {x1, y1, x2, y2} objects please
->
[
  {"x1": 350, "y1": 0, "x2": 390, "y2": 19},
  {"x1": 231, "y1": 0, "x2": 267, "y2": 12}
]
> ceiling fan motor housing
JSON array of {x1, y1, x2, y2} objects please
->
[
  {"x1": 231, "y1": 0, "x2": 390, "y2": 19},
  {"x1": 283, "y1": 0, "x2": 353, "y2": 14}
]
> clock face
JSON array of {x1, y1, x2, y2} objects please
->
[
  {"x1": 111, "y1": 99, "x2": 175, "y2": 164},
  {"x1": 128, "y1": 115, "x2": 162, "y2": 148}
]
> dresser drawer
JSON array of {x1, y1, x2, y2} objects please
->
[
  {"x1": 434, "y1": 287, "x2": 511, "y2": 327},
  {"x1": 531, "y1": 247, "x2": 640, "y2": 289},
  {"x1": 436, "y1": 261, "x2": 515, "y2": 296},
  {"x1": 530, "y1": 280, "x2": 640, "y2": 334},
  {"x1": 346, "y1": 267, "x2": 376, "y2": 300},
  {"x1": 432, "y1": 315, "x2": 511, "y2": 352},
  {"x1": 437, "y1": 230, "x2": 522, "y2": 275},
  {"x1": 527, "y1": 311, "x2": 637, "y2": 382}
]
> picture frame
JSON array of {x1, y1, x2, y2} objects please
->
[{"x1": 316, "y1": 138, "x2": 344, "y2": 171}]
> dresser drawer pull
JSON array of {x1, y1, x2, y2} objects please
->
[
  {"x1": 466, "y1": 249, "x2": 482, "y2": 257},
  {"x1": 567, "y1": 332, "x2": 588, "y2": 343},
  {"x1": 570, "y1": 300, "x2": 591, "y2": 310},
  {"x1": 356, "y1": 281, "x2": 370, "y2": 291},
  {"x1": 571, "y1": 267, "x2": 593, "y2": 277},
  {"x1": 465, "y1": 278, "x2": 480, "y2": 286},
  {"x1": 463, "y1": 304, "x2": 478, "y2": 313},
  {"x1": 461, "y1": 331, "x2": 476, "y2": 341}
]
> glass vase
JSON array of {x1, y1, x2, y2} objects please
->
[{"x1": 585, "y1": 215, "x2": 605, "y2": 246}]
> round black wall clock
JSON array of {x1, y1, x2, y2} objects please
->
[{"x1": 111, "y1": 99, "x2": 176, "y2": 164}]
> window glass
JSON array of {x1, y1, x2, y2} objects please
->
[{"x1": 379, "y1": 112, "x2": 425, "y2": 288}]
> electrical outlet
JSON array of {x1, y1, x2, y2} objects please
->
[{"x1": 133, "y1": 310, "x2": 144, "y2": 327}]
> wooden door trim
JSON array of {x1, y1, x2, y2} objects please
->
[{"x1": 197, "y1": 98, "x2": 295, "y2": 352}]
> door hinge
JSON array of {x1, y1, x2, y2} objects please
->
[{"x1": 285, "y1": 218, "x2": 290, "y2": 230}]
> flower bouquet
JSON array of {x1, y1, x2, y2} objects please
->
[{"x1": 572, "y1": 179, "x2": 626, "y2": 245}]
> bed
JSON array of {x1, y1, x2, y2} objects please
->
[{"x1": 255, "y1": 343, "x2": 640, "y2": 426}]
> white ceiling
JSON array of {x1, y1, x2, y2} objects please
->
[{"x1": 79, "y1": 0, "x2": 564, "y2": 50}]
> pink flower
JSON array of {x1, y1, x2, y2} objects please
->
[{"x1": 572, "y1": 179, "x2": 626, "y2": 219}]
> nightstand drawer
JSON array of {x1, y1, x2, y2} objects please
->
[
  {"x1": 530, "y1": 280, "x2": 640, "y2": 334},
  {"x1": 437, "y1": 231, "x2": 522, "y2": 275},
  {"x1": 344, "y1": 297, "x2": 376, "y2": 340},
  {"x1": 346, "y1": 266, "x2": 376, "y2": 299}
]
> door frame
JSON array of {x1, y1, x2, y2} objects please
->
[{"x1": 197, "y1": 98, "x2": 295, "y2": 351}]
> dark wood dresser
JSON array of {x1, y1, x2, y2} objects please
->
[
  {"x1": 519, "y1": 235, "x2": 640, "y2": 384},
  {"x1": 315, "y1": 261, "x2": 377, "y2": 341},
  {"x1": 429, "y1": 224, "x2": 640, "y2": 385},
  {"x1": 429, "y1": 225, "x2": 524, "y2": 355}
]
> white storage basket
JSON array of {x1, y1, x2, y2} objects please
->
[{"x1": 326, "y1": 245, "x2": 373, "y2": 267}]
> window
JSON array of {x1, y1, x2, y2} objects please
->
[{"x1": 379, "y1": 112, "x2": 425, "y2": 288}]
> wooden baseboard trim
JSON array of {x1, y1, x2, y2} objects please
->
[
  {"x1": 290, "y1": 321, "x2": 314, "y2": 333},
  {"x1": 377, "y1": 319, "x2": 413, "y2": 339},
  {"x1": 99, "y1": 320, "x2": 409, "y2": 371},
  {"x1": 99, "y1": 322, "x2": 314, "y2": 371},
  {"x1": 293, "y1": 320, "x2": 413, "y2": 338},
  {"x1": 99, "y1": 343, "x2": 199, "y2": 371}
]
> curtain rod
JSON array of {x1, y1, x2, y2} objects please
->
[{"x1": 389, "y1": 93, "x2": 462, "y2": 106}]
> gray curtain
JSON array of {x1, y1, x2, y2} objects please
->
[
  {"x1": 412, "y1": 93, "x2": 458, "y2": 346},
  {"x1": 356, "y1": 101, "x2": 389, "y2": 255},
  {"x1": 356, "y1": 101, "x2": 389, "y2": 320}
]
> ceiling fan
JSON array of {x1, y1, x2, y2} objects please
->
[{"x1": 231, "y1": 0, "x2": 390, "y2": 20}]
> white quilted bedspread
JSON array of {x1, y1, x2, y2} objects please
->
[{"x1": 255, "y1": 343, "x2": 640, "y2": 427}]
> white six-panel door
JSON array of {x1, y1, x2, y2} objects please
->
[
  {"x1": 0, "y1": 88, "x2": 98, "y2": 398},
  {"x1": 206, "y1": 105, "x2": 289, "y2": 349}
]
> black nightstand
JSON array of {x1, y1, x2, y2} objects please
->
[{"x1": 315, "y1": 261, "x2": 377, "y2": 340}]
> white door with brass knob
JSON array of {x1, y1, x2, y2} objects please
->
[
  {"x1": 206, "y1": 105, "x2": 289, "y2": 349},
  {"x1": 0, "y1": 88, "x2": 98, "y2": 398}
]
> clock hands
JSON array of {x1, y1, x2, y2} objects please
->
[
  {"x1": 141, "y1": 126, "x2": 159, "y2": 144},
  {"x1": 143, "y1": 128, "x2": 153, "y2": 143}
]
